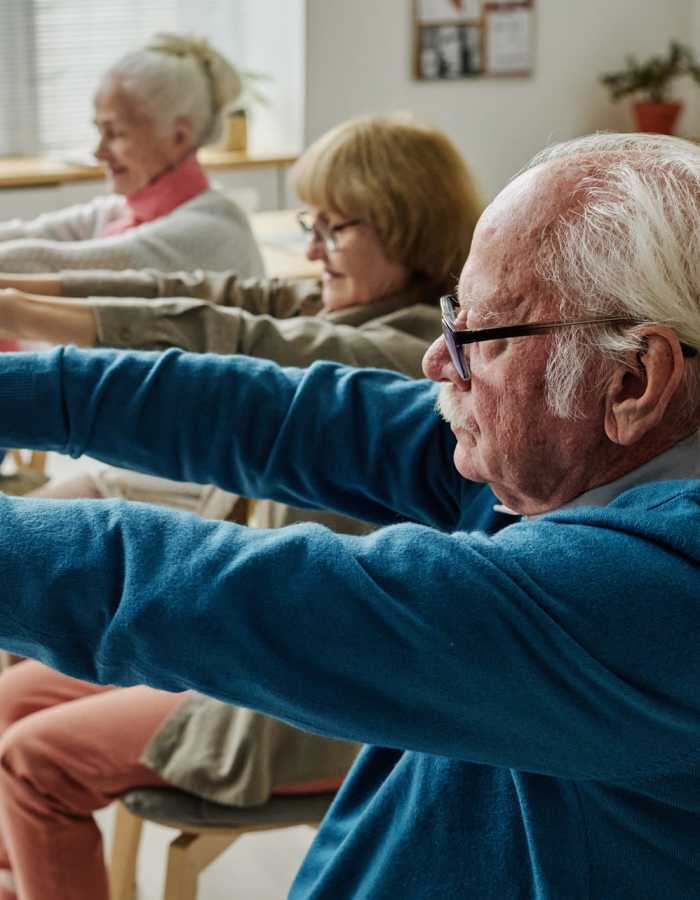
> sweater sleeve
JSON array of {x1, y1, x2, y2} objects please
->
[
  {"x1": 0, "y1": 192, "x2": 265, "y2": 276},
  {"x1": 0, "y1": 476, "x2": 697, "y2": 782},
  {"x1": 92, "y1": 299, "x2": 429, "y2": 373},
  {"x1": 0, "y1": 346, "x2": 462, "y2": 528},
  {"x1": 63, "y1": 270, "x2": 322, "y2": 317},
  {"x1": 0, "y1": 197, "x2": 114, "y2": 245}
]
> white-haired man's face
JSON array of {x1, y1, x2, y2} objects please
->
[{"x1": 422, "y1": 163, "x2": 610, "y2": 515}]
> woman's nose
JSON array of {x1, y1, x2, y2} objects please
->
[
  {"x1": 305, "y1": 236, "x2": 327, "y2": 263},
  {"x1": 94, "y1": 137, "x2": 108, "y2": 161}
]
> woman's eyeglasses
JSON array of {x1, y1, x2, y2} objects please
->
[{"x1": 297, "y1": 210, "x2": 363, "y2": 254}]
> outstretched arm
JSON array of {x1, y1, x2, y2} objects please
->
[
  {"x1": 0, "y1": 282, "x2": 398, "y2": 368},
  {"x1": 0, "y1": 289, "x2": 97, "y2": 346},
  {"x1": 0, "y1": 268, "x2": 320, "y2": 317},
  {"x1": 0, "y1": 275, "x2": 62, "y2": 295},
  {"x1": 0, "y1": 484, "x2": 695, "y2": 782},
  {"x1": 0, "y1": 346, "x2": 463, "y2": 527},
  {"x1": 0, "y1": 273, "x2": 323, "y2": 354}
]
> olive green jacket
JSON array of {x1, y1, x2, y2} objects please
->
[{"x1": 62, "y1": 267, "x2": 441, "y2": 805}]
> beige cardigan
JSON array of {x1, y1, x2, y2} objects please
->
[{"x1": 62, "y1": 267, "x2": 442, "y2": 804}]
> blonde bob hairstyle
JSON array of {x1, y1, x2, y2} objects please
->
[{"x1": 290, "y1": 115, "x2": 481, "y2": 294}]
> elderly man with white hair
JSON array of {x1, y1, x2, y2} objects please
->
[{"x1": 0, "y1": 132, "x2": 698, "y2": 899}]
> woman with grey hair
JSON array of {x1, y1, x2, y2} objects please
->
[{"x1": 0, "y1": 33, "x2": 263, "y2": 277}]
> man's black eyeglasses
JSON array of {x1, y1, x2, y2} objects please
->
[{"x1": 440, "y1": 294, "x2": 697, "y2": 381}]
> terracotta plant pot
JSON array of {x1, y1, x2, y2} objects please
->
[{"x1": 632, "y1": 101, "x2": 683, "y2": 134}]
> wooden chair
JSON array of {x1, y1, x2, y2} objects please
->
[
  {"x1": 109, "y1": 786, "x2": 336, "y2": 900},
  {"x1": 0, "y1": 449, "x2": 48, "y2": 495}
]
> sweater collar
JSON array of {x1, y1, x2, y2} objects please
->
[
  {"x1": 125, "y1": 153, "x2": 210, "y2": 225},
  {"x1": 101, "y1": 153, "x2": 210, "y2": 236},
  {"x1": 321, "y1": 280, "x2": 434, "y2": 326}
]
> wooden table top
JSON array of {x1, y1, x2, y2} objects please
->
[{"x1": 0, "y1": 151, "x2": 298, "y2": 189}]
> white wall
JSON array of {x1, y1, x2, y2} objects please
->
[
  {"x1": 305, "y1": 0, "x2": 695, "y2": 201},
  {"x1": 176, "y1": 0, "x2": 305, "y2": 154},
  {"x1": 687, "y1": 0, "x2": 700, "y2": 137}
]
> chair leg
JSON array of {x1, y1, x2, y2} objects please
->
[
  {"x1": 28, "y1": 450, "x2": 47, "y2": 473},
  {"x1": 109, "y1": 802, "x2": 144, "y2": 900},
  {"x1": 163, "y1": 831, "x2": 241, "y2": 900},
  {"x1": 8, "y1": 450, "x2": 46, "y2": 473}
]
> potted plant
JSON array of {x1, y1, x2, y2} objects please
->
[
  {"x1": 221, "y1": 69, "x2": 271, "y2": 154},
  {"x1": 600, "y1": 41, "x2": 700, "y2": 134}
]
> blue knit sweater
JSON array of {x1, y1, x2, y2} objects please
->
[{"x1": 1, "y1": 347, "x2": 699, "y2": 898}]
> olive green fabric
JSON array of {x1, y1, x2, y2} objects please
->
[{"x1": 141, "y1": 698, "x2": 359, "y2": 808}]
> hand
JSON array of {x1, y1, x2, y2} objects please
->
[
  {"x1": 0, "y1": 276, "x2": 28, "y2": 290},
  {"x1": 0, "y1": 289, "x2": 24, "y2": 338},
  {"x1": 0, "y1": 274, "x2": 62, "y2": 296},
  {"x1": 0, "y1": 290, "x2": 97, "y2": 347},
  {"x1": 0, "y1": 288, "x2": 28, "y2": 339}
]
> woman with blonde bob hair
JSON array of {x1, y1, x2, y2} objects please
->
[
  {"x1": 293, "y1": 114, "x2": 479, "y2": 294},
  {"x1": 0, "y1": 115, "x2": 480, "y2": 900}
]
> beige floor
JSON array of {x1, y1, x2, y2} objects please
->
[
  {"x1": 96, "y1": 806, "x2": 316, "y2": 900},
  {"x1": 32, "y1": 452, "x2": 318, "y2": 899}
]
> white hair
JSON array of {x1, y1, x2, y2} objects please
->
[
  {"x1": 101, "y1": 33, "x2": 241, "y2": 147},
  {"x1": 523, "y1": 133, "x2": 700, "y2": 420}
]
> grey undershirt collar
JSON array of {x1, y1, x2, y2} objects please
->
[{"x1": 493, "y1": 430, "x2": 700, "y2": 518}]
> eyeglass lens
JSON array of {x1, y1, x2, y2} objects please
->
[
  {"x1": 440, "y1": 295, "x2": 470, "y2": 379},
  {"x1": 441, "y1": 321, "x2": 470, "y2": 379},
  {"x1": 297, "y1": 212, "x2": 337, "y2": 252}
]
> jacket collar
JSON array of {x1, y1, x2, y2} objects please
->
[{"x1": 321, "y1": 280, "x2": 436, "y2": 327}]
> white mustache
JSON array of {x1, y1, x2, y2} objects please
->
[{"x1": 436, "y1": 384, "x2": 474, "y2": 431}]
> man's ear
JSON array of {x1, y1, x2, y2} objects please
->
[{"x1": 604, "y1": 327, "x2": 686, "y2": 446}]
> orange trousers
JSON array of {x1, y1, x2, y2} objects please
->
[{"x1": 0, "y1": 661, "x2": 184, "y2": 900}]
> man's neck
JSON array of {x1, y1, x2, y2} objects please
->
[{"x1": 550, "y1": 429, "x2": 700, "y2": 516}]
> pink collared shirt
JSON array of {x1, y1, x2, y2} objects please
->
[{"x1": 100, "y1": 153, "x2": 210, "y2": 236}]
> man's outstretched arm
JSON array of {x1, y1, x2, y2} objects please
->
[
  {"x1": 0, "y1": 487, "x2": 696, "y2": 784},
  {"x1": 0, "y1": 346, "x2": 465, "y2": 529}
]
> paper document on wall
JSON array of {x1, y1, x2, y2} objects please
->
[{"x1": 485, "y1": 8, "x2": 532, "y2": 74}]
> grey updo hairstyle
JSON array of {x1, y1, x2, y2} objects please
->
[
  {"x1": 524, "y1": 133, "x2": 700, "y2": 420},
  {"x1": 101, "y1": 33, "x2": 242, "y2": 148}
]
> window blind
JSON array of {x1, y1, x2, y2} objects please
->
[
  {"x1": 1, "y1": 0, "x2": 179, "y2": 158},
  {"x1": 0, "y1": 1, "x2": 303, "y2": 162},
  {"x1": 0, "y1": 0, "x2": 36, "y2": 156}
]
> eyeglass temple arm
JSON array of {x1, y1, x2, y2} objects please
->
[
  {"x1": 448, "y1": 317, "x2": 642, "y2": 344},
  {"x1": 447, "y1": 317, "x2": 697, "y2": 357}
]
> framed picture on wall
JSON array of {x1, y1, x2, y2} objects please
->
[{"x1": 413, "y1": 0, "x2": 535, "y2": 80}]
